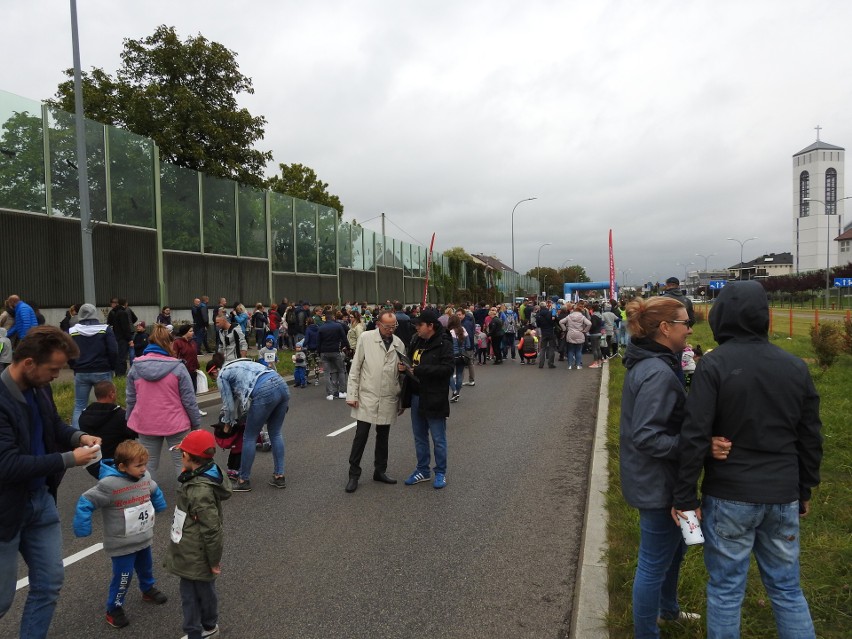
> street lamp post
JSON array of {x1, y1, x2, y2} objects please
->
[
  {"x1": 727, "y1": 237, "x2": 758, "y2": 281},
  {"x1": 511, "y1": 197, "x2": 538, "y2": 274},
  {"x1": 676, "y1": 262, "x2": 695, "y2": 295},
  {"x1": 537, "y1": 242, "x2": 551, "y2": 298},
  {"x1": 695, "y1": 253, "x2": 715, "y2": 272},
  {"x1": 619, "y1": 268, "x2": 632, "y2": 294}
]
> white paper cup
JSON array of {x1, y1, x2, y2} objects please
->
[
  {"x1": 84, "y1": 444, "x2": 102, "y2": 469},
  {"x1": 678, "y1": 510, "x2": 704, "y2": 545}
]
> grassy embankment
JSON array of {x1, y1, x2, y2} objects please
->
[
  {"x1": 51, "y1": 350, "x2": 297, "y2": 423},
  {"x1": 606, "y1": 306, "x2": 851, "y2": 638}
]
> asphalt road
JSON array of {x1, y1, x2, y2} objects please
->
[{"x1": 4, "y1": 355, "x2": 601, "y2": 639}]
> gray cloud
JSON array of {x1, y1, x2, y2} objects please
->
[{"x1": 3, "y1": 0, "x2": 851, "y2": 283}]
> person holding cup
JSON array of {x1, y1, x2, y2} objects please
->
[{"x1": 619, "y1": 296, "x2": 730, "y2": 638}]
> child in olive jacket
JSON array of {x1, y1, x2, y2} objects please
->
[{"x1": 165, "y1": 430, "x2": 231, "y2": 639}]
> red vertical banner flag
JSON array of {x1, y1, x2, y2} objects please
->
[
  {"x1": 609, "y1": 229, "x2": 616, "y2": 299},
  {"x1": 422, "y1": 233, "x2": 436, "y2": 308}
]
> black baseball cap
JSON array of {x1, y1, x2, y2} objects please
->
[{"x1": 413, "y1": 309, "x2": 440, "y2": 325}]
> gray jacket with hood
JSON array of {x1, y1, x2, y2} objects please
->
[
  {"x1": 673, "y1": 280, "x2": 822, "y2": 511},
  {"x1": 619, "y1": 337, "x2": 686, "y2": 510},
  {"x1": 74, "y1": 460, "x2": 167, "y2": 557}
]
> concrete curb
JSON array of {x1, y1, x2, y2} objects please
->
[{"x1": 570, "y1": 361, "x2": 610, "y2": 638}]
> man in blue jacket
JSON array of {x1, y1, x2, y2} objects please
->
[
  {"x1": 5, "y1": 295, "x2": 38, "y2": 343},
  {"x1": 0, "y1": 326, "x2": 102, "y2": 639},
  {"x1": 318, "y1": 312, "x2": 349, "y2": 400}
]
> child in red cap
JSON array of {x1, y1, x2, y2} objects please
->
[{"x1": 165, "y1": 430, "x2": 231, "y2": 639}]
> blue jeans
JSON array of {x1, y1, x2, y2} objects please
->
[
  {"x1": 72, "y1": 370, "x2": 114, "y2": 429},
  {"x1": 632, "y1": 508, "x2": 686, "y2": 638},
  {"x1": 107, "y1": 546, "x2": 155, "y2": 611},
  {"x1": 566, "y1": 342, "x2": 583, "y2": 367},
  {"x1": 450, "y1": 358, "x2": 465, "y2": 393},
  {"x1": 502, "y1": 333, "x2": 517, "y2": 359},
  {"x1": 240, "y1": 374, "x2": 289, "y2": 480},
  {"x1": 0, "y1": 487, "x2": 64, "y2": 639},
  {"x1": 702, "y1": 496, "x2": 815, "y2": 639},
  {"x1": 409, "y1": 394, "x2": 447, "y2": 474}
]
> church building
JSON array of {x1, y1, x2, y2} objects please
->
[{"x1": 792, "y1": 132, "x2": 847, "y2": 272}]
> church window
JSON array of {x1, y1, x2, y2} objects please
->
[
  {"x1": 841, "y1": 240, "x2": 850, "y2": 254},
  {"x1": 799, "y1": 171, "x2": 810, "y2": 217},
  {"x1": 826, "y1": 169, "x2": 837, "y2": 215}
]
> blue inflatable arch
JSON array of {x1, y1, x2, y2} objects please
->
[{"x1": 563, "y1": 281, "x2": 612, "y2": 299}]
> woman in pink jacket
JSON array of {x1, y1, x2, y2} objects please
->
[{"x1": 126, "y1": 324, "x2": 200, "y2": 478}]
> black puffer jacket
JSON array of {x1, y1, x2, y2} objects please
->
[
  {"x1": 402, "y1": 325, "x2": 453, "y2": 418},
  {"x1": 673, "y1": 281, "x2": 823, "y2": 510}
]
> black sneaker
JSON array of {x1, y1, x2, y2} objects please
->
[
  {"x1": 231, "y1": 479, "x2": 252, "y2": 492},
  {"x1": 142, "y1": 587, "x2": 167, "y2": 604},
  {"x1": 106, "y1": 606, "x2": 129, "y2": 628},
  {"x1": 268, "y1": 475, "x2": 286, "y2": 489}
]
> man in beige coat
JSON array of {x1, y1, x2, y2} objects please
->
[{"x1": 344, "y1": 310, "x2": 406, "y2": 493}]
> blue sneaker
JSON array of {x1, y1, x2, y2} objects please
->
[
  {"x1": 433, "y1": 473, "x2": 446, "y2": 489},
  {"x1": 404, "y1": 470, "x2": 431, "y2": 485}
]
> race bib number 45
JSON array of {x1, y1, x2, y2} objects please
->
[{"x1": 124, "y1": 502, "x2": 155, "y2": 536}]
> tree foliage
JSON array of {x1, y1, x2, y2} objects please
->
[
  {"x1": 267, "y1": 163, "x2": 344, "y2": 215},
  {"x1": 51, "y1": 25, "x2": 272, "y2": 188}
]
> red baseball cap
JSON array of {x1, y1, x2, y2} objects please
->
[{"x1": 170, "y1": 430, "x2": 216, "y2": 458}]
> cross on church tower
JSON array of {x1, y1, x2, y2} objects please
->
[{"x1": 815, "y1": 124, "x2": 822, "y2": 141}]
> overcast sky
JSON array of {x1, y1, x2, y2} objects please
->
[{"x1": 4, "y1": 0, "x2": 852, "y2": 284}]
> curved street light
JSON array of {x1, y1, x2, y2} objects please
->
[
  {"x1": 727, "y1": 237, "x2": 758, "y2": 281},
  {"x1": 695, "y1": 253, "x2": 716, "y2": 271},
  {"x1": 511, "y1": 197, "x2": 538, "y2": 274},
  {"x1": 561, "y1": 258, "x2": 575, "y2": 269}
]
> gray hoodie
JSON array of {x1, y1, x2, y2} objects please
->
[{"x1": 74, "y1": 460, "x2": 167, "y2": 557}]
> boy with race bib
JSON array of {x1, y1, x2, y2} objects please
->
[
  {"x1": 73, "y1": 439, "x2": 169, "y2": 629},
  {"x1": 165, "y1": 430, "x2": 232, "y2": 639}
]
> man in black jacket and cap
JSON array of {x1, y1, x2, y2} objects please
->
[
  {"x1": 673, "y1": 280, "x2": 822, "y2": 639},
  {"x1": 400, "y1": 309, "x2": 453, "y2": 490}
]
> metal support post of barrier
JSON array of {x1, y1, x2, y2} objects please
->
[{"x1": 789, "y1": 308, "x2": 793, "y2": 339}]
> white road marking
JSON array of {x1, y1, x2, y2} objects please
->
[
  {"x1": 16, "y1": 542, "x2": 104, "y2": 591},
  {"x1": 327, "y1": 421, "x2": 357, "y2": 437}
]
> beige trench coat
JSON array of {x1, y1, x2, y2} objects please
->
[{"x1": 346, "y1": 328, "x2": 405, "y2": 425}]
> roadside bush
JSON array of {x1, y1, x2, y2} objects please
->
[
  {"x1": 809, "y1": 322, "x2": 845, "y2": 368},
  {"x1": 844, "y1": 318, "x2": 852, "y2": 355}
]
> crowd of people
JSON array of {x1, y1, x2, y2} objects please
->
[{"x1": 0, "y1": 281, "x2": 824, "y2": 638}]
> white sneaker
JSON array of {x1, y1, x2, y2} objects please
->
[
  {"x1": 180, "y1": 624, "x2": 219, "y2": 639},
  {"x1": 199, "y1": 410, "x2": 208, "y2": 416},
  {"x1": 326, "y1": 394, "x2": 334, "y2": 400},
  {"x1": 338, "y1": 392, "x2": 347, "y2": 399}
]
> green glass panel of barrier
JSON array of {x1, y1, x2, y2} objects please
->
[
  {"x1": 202, "y1": 175, "x2": 236, "y2": 255},
  {"x1": 161, "y1": 162, "x2": 200, "y2": 251},
  {"x1": 338, "y1": 222, "x2": 352, "y2": 268},
  {"x1": 294, "y1": 198, "x2": 317, "y2": 273},
  {"x1": 0, "y1": 90, "x2": 46, "y2": 213},
  {"x1": 351, "y1": 224, "x2": 364, "y2": 270},
  {"x1": 363, "y1": 228, "x2": 375, "y2": 271},
  {"x1": 238, "y1": 185, "x2": 266, "y2": 258},
  {"x1": 270, "y1": 191, "x2": 294, "y2": 272},
  {"x1": 318, "y1": 205, "x2": 337, "y2": 274},
  {"x1": 108, "y1": 125, "x2": 154, "y2": 228},
  {"x1": 46, "y1": 107, "x2": 106, "y2": 220}
]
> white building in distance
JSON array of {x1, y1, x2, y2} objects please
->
[{"x1": 792, "y1": 135, "x2": 846, "y2": 273}]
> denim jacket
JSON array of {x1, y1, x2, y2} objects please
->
[{"x1": 217, "y1": 359, "x2": 276, "y2": 424}]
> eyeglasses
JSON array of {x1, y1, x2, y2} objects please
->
[
  {"x1": 667, "y1": 319, "x2": 694, "y2": 328},
  {"x1": 378, "y1": 323, "x2": 398, "y2": 330}
]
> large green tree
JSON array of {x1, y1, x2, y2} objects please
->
[
  {"x1": 268, "y1": 162, "x2": 344, "y2": 214},
  {"x1": 51, "y1": 25, "x2": 271, "y2": 188}
]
